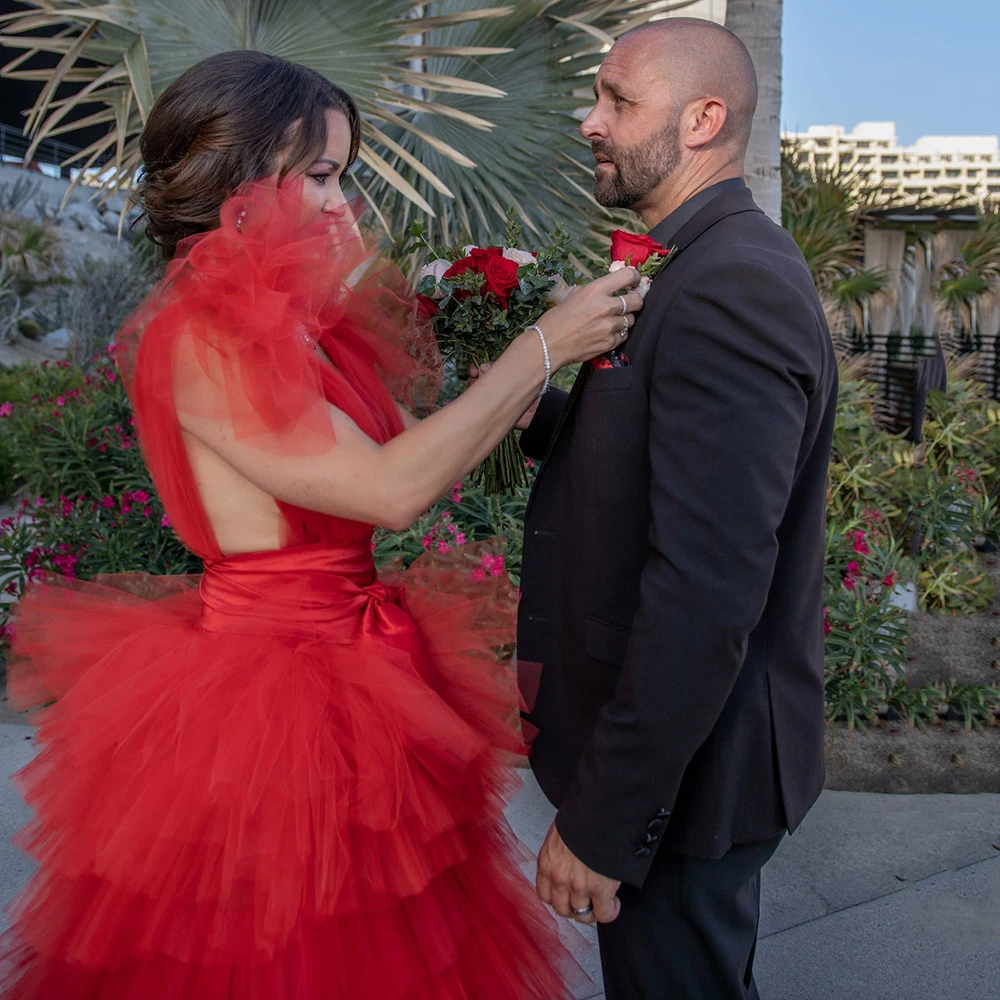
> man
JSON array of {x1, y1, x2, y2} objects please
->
[{"x1": 517, "y1": 18, "x2": 838, "y2": 999}]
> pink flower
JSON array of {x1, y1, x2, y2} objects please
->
[
  {"x1": 100, "y1": 496, "x2": 115, "y2": 509},
  {"x1": 437, "y1": 541, "x2": 452, "y2": 554},
  {"x1": 454, "y1": 532, "x2": 466, "y2": 546},
  {"x1": 99, "y1": 444, "x2": 107, "y2": 453},
  {"x1": 142, "y1": 507, "x2": 152, "y2": 519},
  {"x1": 121, "y1": 503, "x2": 132, "y2": 513},
  {"x1": 525, "y1": 458, "x2": 535, "y2": 470},
  {"x1": 55, "y1": 396, "x2": 65, "y2": 407},
  {"x1": 447, "y1": 523, "x2": 457, "y2": 534},
  {"x1": 482, "y1": 554, "x2": 506, "y2": 578},
  {"x1": 853, "y1": 531, "x2": 869, "y2": 555},
  {"x1": 884, "y1": 573, "x2": 896, "y2": 587},
  {"x1": 0, "y1": 402, "x2": 13, "y2": 418},
  {"x1": 34, "y1": 497, "x2": 45, "y2": 508},
  {"x1": 843, "y1": 575, "x2": 857, "y2": 592},
  {"x1": 105, "y1": 369, "x2": 117, "y2": 382},
  {"x1": 846, "y1": 560, "x2": 860, "y2": 577},
  {"x1": 470, "y1": 567, "x2": 487, "y2": 582},
  {"x1": 160, "y1": 514, "x2": 172, "y2": 528},
  {"x1": 121, "y1": 440, "x2": 132, "y2": 450}
]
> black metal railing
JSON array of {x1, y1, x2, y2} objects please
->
[{"x1": 0, "y1": 122, "x2": 96, "y2": 175}]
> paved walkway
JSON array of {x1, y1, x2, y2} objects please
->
[{"x1": 0, "y1": 721, "x2": 996, "y2": 998}]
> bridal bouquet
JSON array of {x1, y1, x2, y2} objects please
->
[{"x1": 408, "y1": 213, "x2": 575, "y2": 495}]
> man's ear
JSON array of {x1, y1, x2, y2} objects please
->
[{"x1": 687, "y1": 97, "x2": 728, "y2": 149}]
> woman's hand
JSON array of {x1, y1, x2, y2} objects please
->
[{"x1": 537, "y1": 267, "x2": 643, "y2": 369}]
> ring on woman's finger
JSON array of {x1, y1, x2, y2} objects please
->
[
  {"x1": 572, "y1": 903, "x2": 593, "y2": 917},
  {"x1": 617, "y1": 294, "x2": 628, "y2": 317},
  {"x1": 620, "y1": 319, "x2": 629, "y2": 339}
]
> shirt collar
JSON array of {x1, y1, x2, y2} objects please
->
[{"x1": 647, "y1": 177, "x2": 747, "y2": 248}]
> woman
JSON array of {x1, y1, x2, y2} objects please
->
[{"x1": 0, "y1": 51, "x2": 640, "y2": 998}]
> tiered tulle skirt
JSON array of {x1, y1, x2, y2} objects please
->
[{"x1": 0, "y1": 543, "x2": 576, "y2": 998}]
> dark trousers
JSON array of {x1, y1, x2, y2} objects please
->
[{"x1": 597, "y1": 836, "x2": 783, "y2": 1000}]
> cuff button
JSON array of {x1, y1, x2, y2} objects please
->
[{"x1": 635, "y1": 846, "x2": 652, "y2": 858}]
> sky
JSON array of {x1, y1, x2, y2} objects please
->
[{"x1": 781, "y1": 0, "x2": 999, "y2": 145}]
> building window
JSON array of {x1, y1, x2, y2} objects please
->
[
  {"x1": 881, "y1": 155, "x2": 899, "y2": 164},
  {"x1": 882, "y1": 170, "x2": 899, "y2": 179},
  {"x1": 815, "y1": 138, "x2": 831, "y2": 148},
  {"x1": 989, "y1": 185, "x2": 1000, "y2": 194},
  {"x1": 940, "y1": 155, "x2": 953, "y2": 162},
  {"x1": 968, "y1": 169, "x2": 981, "y2": 178},
  {"x1": 904, "y1": 170, "x2": 921, "y2": 179},
  {"x1": 815, "y1": 153, "x2": 831, "y2": 163},
  {"x1": 934, "y1": 186, "x2": 958, "y2": 195},
  {"x1": 858, "y1": 155, "x2": 873, "y2": 164},
  {"x1": 946, "y1": 169, "x2": 961, "y2": 178},
  {"x1": 988, "y1": 169, "x2": 1000, "y2": 178},
  {"x1": 856, "y1": 141, "x2": 870, "y2": 149},
  {"x1": 924, "y1": 170, "x2": 940, "y2": 179}
]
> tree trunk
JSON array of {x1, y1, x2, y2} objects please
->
[{"x1": 725, "y1": 0, "x2": 783, "y2": 224}]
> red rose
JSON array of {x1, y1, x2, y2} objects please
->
[
  {"x1": 469, "y1": 246, "x2": 504, "y2": 271},
  {"x1": 481, "y1": 255, "x2": 521, "y2": 308},
  {"x1": 444, "y1": 257, "x2": 476, "y2": 279},
  {"x1": 415, "y1": 294, "x2": 438, "y2": 318},
  {"x1": 610, "y1": 230, "x2": 665, "y2": 266}
]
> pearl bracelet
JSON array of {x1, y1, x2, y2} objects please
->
[{"x1": 528, "y1": 324, "x2": 551, "y2": 397}]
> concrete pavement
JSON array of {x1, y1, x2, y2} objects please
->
[{"x1": 0, "y1": 720, "x2": 995, "y2": 998}]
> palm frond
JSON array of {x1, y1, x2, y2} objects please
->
[{"x1": 1, "y1": 0, "x2": 684, "y2": 246}]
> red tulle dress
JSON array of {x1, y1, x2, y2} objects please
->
[{"x1": 0, "y1": 182, "x2": 578, "y2": 998}]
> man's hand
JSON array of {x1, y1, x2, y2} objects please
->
[
  {"x1": 536, "y1": 822, "x2": 622, "y2": 925},
  {"x1": 468, "y1": 363, "x2": 539, "y2": 430}
]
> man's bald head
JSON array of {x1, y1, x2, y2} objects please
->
[{"x1": 619, "y1": 17, "x2": 758, "y2": 150}]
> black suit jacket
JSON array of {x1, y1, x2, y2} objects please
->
[{"x1": 517, "y1": 186, "x2": 838, "y2": 888}]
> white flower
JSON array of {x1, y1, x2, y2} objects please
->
[
  {"x1": 416, "y1": 258, "x2": 452, "y2": 300},
  {"x1": 502, "y1": 248, "x2": 536, "y2": 266},
  {"x1": 608, "y1": 259, "x2": 627, "y2": 273},
  {"x1": 637, "y1": 276, "x2": 652, "y2": 299},
  {"x1": 462, "y1": 245, "x2": 480, "y2": 257}
]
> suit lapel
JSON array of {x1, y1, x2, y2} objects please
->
[{"x1": 531, "y1": 187, "x2": 765, "y2": 491}]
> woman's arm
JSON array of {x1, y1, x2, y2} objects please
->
[{"x1": 179, "y1": 269, "x2": 641, "y2": 530}]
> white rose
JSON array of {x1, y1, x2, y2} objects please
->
[
  {"x1": 416, "y1": 258, "x2": 452, "y2": 300},
  {"x1": 608, "y1": 259, "x2": 627, "y2": 273},
  {"x1": 462, "y1": 245, "x2": 480, "y2": 257},
  {"x1": 502, "y1": 248, "x2": 536, "y2": 266}
]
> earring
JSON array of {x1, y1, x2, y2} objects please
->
[{"x1": 235, "y1": 208, "x2": 247, "y2": 232}]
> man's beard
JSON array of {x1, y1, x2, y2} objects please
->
[{"x1": 592, "y1": 115, "x2": 682, "y2": 210}]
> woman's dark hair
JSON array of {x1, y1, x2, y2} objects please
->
[{"x1": 138, "y1": 51, "x2": 361, "y2": 258}]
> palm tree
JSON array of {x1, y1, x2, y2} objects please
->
[
  {"x1": 725, "y1": 0, "x2": 782, "y2": 223},
  {"x1": 0, "y1": 0, "x2": 702, "y2": 248}
]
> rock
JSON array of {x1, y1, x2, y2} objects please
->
[
  {"x1": 100, "y1": 209, "x2": 122, "y2": 236},
  {"x1": 43, "y1": 327, "x2": 71, "y2": 350},
  {"x1": 63, "y1": 203, "x2": 104, "y2": 233}
]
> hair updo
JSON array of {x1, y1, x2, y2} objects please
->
[{"x1": 138, "y1": 51, "x2": 361, "y2": 258}]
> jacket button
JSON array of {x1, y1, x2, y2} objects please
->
[
  {"x1": 644, "y1": 832, "x2": 658, "y2": 845},
  {"x1": 635, "y1": 846, "x2": 652, "y2": 858},
  {"x1": 647, "y1": 819, "x2": 664, "y2": 836},
  {"x1": 656, "y1": 808, "x2": 671, "y2": 819}
]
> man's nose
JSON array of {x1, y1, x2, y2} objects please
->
[{"x1": 582, "y1": 103, "x2": 606, "y2": 138}]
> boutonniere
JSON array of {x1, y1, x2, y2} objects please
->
[{"x1": 608, "y1": 231, "x2": 678, "y2": 298}]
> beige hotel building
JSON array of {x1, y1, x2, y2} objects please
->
[{"x1": 782, "y1": 122, "x2": 1000, "y2": 203}]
